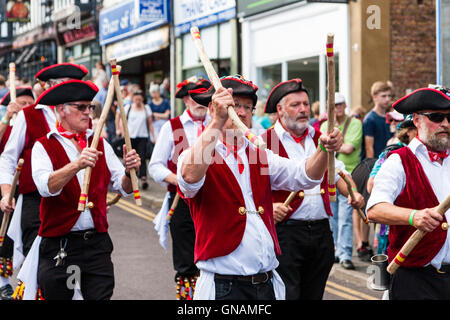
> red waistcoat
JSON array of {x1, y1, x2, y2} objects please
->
[
  {"x1": 19, "y1": 106, "x2": 51, "y2": 194},
  {"x1": 261, "y1": 128, "x2": 332, "y2": 221},
  {"x1": 166, "y1": 117, "x2": 189, "y2": 193},
  {"x1": 37, "y1": 135, "x2": 111, "y2": 237},
  {"x1": 387, "y1": 147, "x2": 447, "y2": 267},
  {"x1": 0, "y1": 125, "x2": 12, "y2": 155},
  {"x1": 179, "y1": 146, "x2": 281, "y2": 263}
]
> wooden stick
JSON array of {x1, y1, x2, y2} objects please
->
[
  {"x1": 9, "y1": 63, "x2": 17, "y2": 123},
  {"x1": 77, "y1": 64, "x2": 120, "y2": 211},
  {"x1": 107, "y1": 193, "x2": 122, "y2": 207},
  {"x1": 337, "y1": 170, "x2": 369, "y2": 224},
  {"x1": 0, "y1": 158, "x2": 24, "y2": 247},
  {"x1": 387, "y1": 194, "x2": 450, "y2": 275},
  {"x1": 190, "y1": 26, "x2": 267, "y2": 150},
  {"x1": 111, "y1": 60, "x2": 142, "y2": 206},
  {"x1": 166, "y1": 193, "x2": 180, "y2": 221},
  {"x1": 326, "y1": 34, "x2": 336, "y2": 202}
]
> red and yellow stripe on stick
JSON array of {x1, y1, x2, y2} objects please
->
[
  {"x1": 326, "y1": 43, "x2": 334, "y2": 57},
  {"x1": 325, "y1": 33, "x2": 336, "y2": 202},
  {"x1": 78, "y1": 193, "x2": 88, "y2": 206},
  {"x1": 166, "y1": 193, "x2": 180, "y2": 221},
  {"x1": 244, "y1": 130, "x2": 259, "y2": 146},
  {"x1": 111, "y1": 64, "x2": 120, "y2": 75}
]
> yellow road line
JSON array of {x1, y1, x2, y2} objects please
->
[
  {"x1": 326, "y1": 280, "x2": 379, "y2": 300},
  {"x1": 114, "y1": 201, "x2": 155, "y2": 222},
  {"x1": 108, "y1": 193, "x2": 156, "y2": 221},
  {"x1": 325, "y1": 286, "x2": 361, "y2": 300}
]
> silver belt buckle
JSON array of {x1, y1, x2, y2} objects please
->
[
  {"x1": 83, "y1": 231, "x2": 94, "y2": 240},
  {"x1": 252, "y1": 272, "x2": 269, "y2": 285}
]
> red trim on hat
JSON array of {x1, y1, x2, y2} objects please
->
[
  {"x1": 35, "y1": 79, "x2": 98, "y2": 105},
  {"x1": 0, "y1": 86, "x2": 33, "y2": 105},
  {"x1": 268, "y1": 79, "x2": 303, "y2": 97},
  {"x1": 35, "y1": 63, "x2": 88, "y2": 80},
  {"x1": 188, "y1": 87, "x2": 209, "y2": 95},
  {"x1": 393, "y1": 87, "x2": 450, "y2": 110}
]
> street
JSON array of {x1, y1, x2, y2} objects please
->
[{"x1": 108, "y1": 193, "x2": 384, "y2": 301}]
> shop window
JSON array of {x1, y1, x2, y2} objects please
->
[
  {"x1": 287, "y1": 56, "x2": 320, "y2": 104},
  {"x1": 257, "y1": 63, "x2": 281, "y2": 102}
]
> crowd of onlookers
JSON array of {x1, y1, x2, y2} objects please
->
[{"x1": 0, "y1": 67, "x2": 407, "y2": 267}]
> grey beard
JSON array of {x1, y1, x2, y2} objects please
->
[
  {"x1": 282, "y1": 112, "x2": 308, "y2": 135},
  {"x1": 419, "y1": 126, "x2": 450, "y2": 152}
]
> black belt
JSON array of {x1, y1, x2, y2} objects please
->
[
  {"x1": 280, "y1": 218, "x2": 329, "y2": 226},
  {"x1": 66, "y1": 229, "x2": 98, "y2": 240},
  {"x1": 424, "y1": 264, "x2": 450, "y2": 274},
  {"x1": 214, "y1": 271, "x2": 273, "y2": 285}
]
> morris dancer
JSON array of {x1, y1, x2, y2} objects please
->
[
  {"x1": 149, "y1": 77, "x2": 210, "y2": 300},
  {"x1": 28, "y1": 80, "x2": 140, "y2": 300},
  {"x1": 261, "y1": 79, "x2": 364, "y2": 300},
  {"x1": 0, "y1": 87, "x2": 34, "y2": 299},
  {"x1": 0, "y1": 63, "x2": 88, "y2": 299},
  {"x1": 177, "y1": 75, "x2": 343, "y2": 300},
  {"x1": 367, "y1": 86, "x2": 450, "y2": 300}
]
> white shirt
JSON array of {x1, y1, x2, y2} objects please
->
[
  {"x1": 122, "y1": 104, "x2": 152, "y2": 138},
  {"x1": 0, "y1": 104, "x2": 56, "y2": 185},
  {"x1": 177, "y1": 137, "x2": 322, "y2": 276},
  {"x1": 149, "y1": 110, "x2": 210, "y2": 186},
  {"x1": 366, "y1": 137, "x2": 450, "y2": 268},
  {"x1": 32, "y1": 128, "x2": 131, "y2": 231},
  {"x1": 273, "y1": 121, "x2": 347, "y2": 220}
]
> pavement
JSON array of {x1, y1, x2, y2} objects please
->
[{"x1": 135, "y1": 177, "x2": 374, "y2": 290}]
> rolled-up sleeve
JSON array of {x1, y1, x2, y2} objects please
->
[
  {"x1": 268, "y1": 149, "x2": 323, "y2": 191},
  {"x1": 148, "y1": 121, "x2": 174, "y2": 186},
  {"x1": 176, "y1": 149, "x2": 205, "y2": 199},
  {"x1": 31, "y1": 141, "x2": 61, "y2": 197}
]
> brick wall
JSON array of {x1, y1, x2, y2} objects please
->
[{"x1": 390, "y1": 0, "x2": 436, "y2": 99}]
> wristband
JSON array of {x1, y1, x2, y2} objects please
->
[
  {"x1": 351, "y1": 187, "x2": 357, "y2": 192},
  {"x1": 318, "y1": 140, "x2": 327, "y2": 152},
  {"x1": 1, "y1": 116, "x2": 9, "y2": 125},
  {"x1": 125, "y1": 170, "x2": 131, "y2": 178},
  {"x1": 409, "y1": 209, "x2": 417, "y2": 227}
]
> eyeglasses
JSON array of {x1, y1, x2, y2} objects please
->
[
  {"x1": 66, "y1": 103, "x2": 95, "y2": 112},
  {"x1": 233, "y1": 103, "x2": 255, "y2": 113},
  {"x1": 418, "y1": 112, "x2": 450, "y2": 123}
]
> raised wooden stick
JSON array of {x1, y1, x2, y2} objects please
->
[
  {"x1": 77, "y1": 64, "x2": 120, "y2": 211},
  {"x1": 337, "y1": 170, "x2": 369, "y2": 224},
  {"x1": 190, "y1": 26, "x2": 266, "y2": 150},
  {"x1": 326, "y1": 34, "x2": 336, "y2": 202},
  {"x1": 107, "y1": 193, "x2": 122, "y2": 207},
  {"x1": 8, "y1": 63, "x2": 17, "y2": 123},
  {"x1": 0, "y1": 158, "x2": 24, "y2": 247},
  {"x1": 111, "y1": 60, "x2": 142, "y2": 206},
  {"x1": 166, "y1": 193, "x2": 180, "y2": 221},
  {"x1": 387, "y1": 194, "x2": 450, "y2": 275}
]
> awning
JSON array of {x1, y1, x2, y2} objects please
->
[{"x1": 105, "y1": 25, "x2": 169, "y2": 62}]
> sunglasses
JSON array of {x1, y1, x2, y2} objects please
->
[
  {"x1": 419, "y1": 112, "x2": 450, "y2": 123},
  {"x1": 66, "y1": 103, "x2": 95, "y2": 112}
]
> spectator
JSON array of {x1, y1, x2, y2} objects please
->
[
  {"x1": 309, "y1": 101, "x2": 321, "y2": 126},
  {"x1": 116, "y1": 90, "x2": 155, "y2": 190},
  {"x1": 92, "y1": 61, "x2": 107, "y2": 89},
  {"x1": 361, "y1": 81, "x2": 394, "y2": 160},
  {"x1": 320, "y1": 93, "x2": 363, "y2": 269},
  {"x1": 149, "y1": 83, "x2": 170, "y2": 140},
  {"x1": 0, "y1": 76, "x2": 8, "y2": 100},
  {"x1": 93, "y1": 75, "x2": 109, "y2": 107},
  {"x1": 252, "y1": 101, "x2": 272, "y2": 131},
  {"x1": 350, "y1": 106, "x2": 366, "y2": 123},
  {"x1": 160, "y1": 77, "x2": 170, "y2": 100}
]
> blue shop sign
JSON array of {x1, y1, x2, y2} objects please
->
[{"x1": 100, "y1": 0, "x2": 169, "y2": 46}]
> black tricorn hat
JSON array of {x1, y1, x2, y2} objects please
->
[
  {"x1": 0, "y1": 86, "x2": 34, "y2": 106},
  {"x1": 175, "y1": 77, "x2": 211, "y2": 99},
  {"x1": 35, "y1": 63, "x2": 88, "y2": 81},
  {"x1": 393, "y1": 87, "x2": 450, "y2": 114},
  {"x1": 189, "y1": 75, "x2": 258, "y2": 107},
  {"x1": 264, "y1": 79, "x2": 308, "y2": 113},
  {"x1": 35, "y1": 80, "x2": 98, "y2": 106}
]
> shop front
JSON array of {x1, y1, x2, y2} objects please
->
[
  {"x1": 174, "y1": 0, "x2": 238, "y2": 114},
  {"x1": 100, "y1": 0, "x2": 170, "y2": 94},
  {"x1": 238, "y1": 0, "x2": 350, "y2": 111}
]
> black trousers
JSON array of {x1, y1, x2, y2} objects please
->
[
  {"x1": 0, "y1": 211, "x2": 13, "y2": 260},
  {"x1": 38, "y1": 231, "x2": 115, "y2": 300},
  {"x1": 275, "y1": 219, "x2": 334, "y2": 300},
  {"x1": 214, "y1": 278, "x2": 275, "y2": 300},
  {"x1": 21, "y1": 191, "x2": 42, "y2": 257},
  {"x1": 390, "y1": 265, "x2": 450, "y2": 300},
  {"x1": 130, "y1": 137, "x2": 148, "y2": 179},
  {"x1": 168, "y1": 192, "x2": 198, "y2": 278}
]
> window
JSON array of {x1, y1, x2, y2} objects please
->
[{"x1": 256, "y1": 63, "x2": 281, "y2": 102}]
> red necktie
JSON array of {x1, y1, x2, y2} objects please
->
[
  {"x1": 187, "y1": 109, "x2": 205, "y2": 137},
  {"x1": 223, "y1": 141, "x2": 244, "y2": 174},
  {"x1": 290, "y1": 128, "x2": 309, "y2": 143},
  {"x1": 57, "y1": 124, "x2": 87, "y2": 150},
  {"x1": 416, "y1": 136, "x2": 449, "y2": 162}
]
